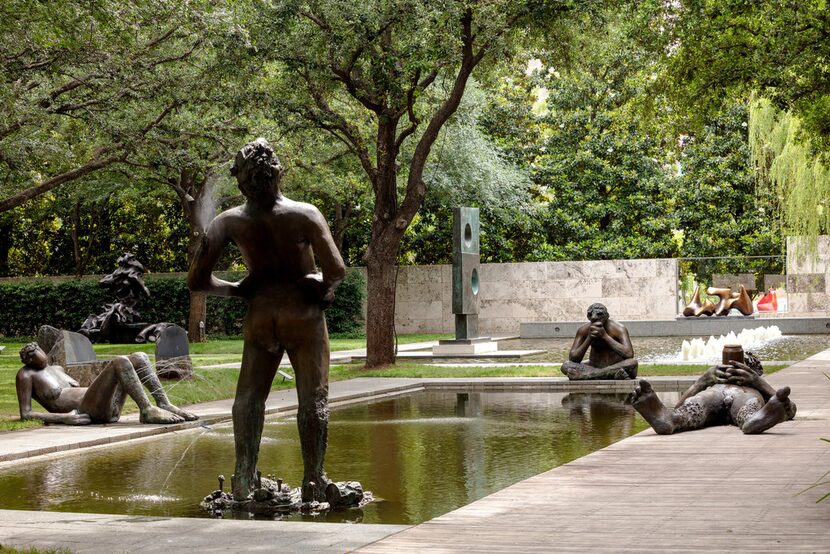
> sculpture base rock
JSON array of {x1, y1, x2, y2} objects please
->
[{"x1": 201, "y1": 477, "x2": 371, "y2": 519}]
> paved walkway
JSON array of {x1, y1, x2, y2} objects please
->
[
  {"x1": 357, "y1": 352, "x2": 830, "y2": 552},
  {"x1": 0, "y1": 354, "x2": 827, "y2": 552}
]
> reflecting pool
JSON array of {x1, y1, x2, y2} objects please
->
[{"x1": 0, "y1": 390, "x2": 680, "y2": 524}]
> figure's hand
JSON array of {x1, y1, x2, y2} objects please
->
[
  {"x1": 725, "y1": 362, "x2": 762, "y2": 389},
  {"x1": 698, "y1": 364, "x2": 729, "y2": 387},
  {"x1": 589, "y1": 321, "x2": 607, "y2": 339},
  {"x1": 66, "y1": 410, "x2": 91, "y2": 425},
  {"x1": 299, "y1": 273, "x2": 335, "y2": 309}
]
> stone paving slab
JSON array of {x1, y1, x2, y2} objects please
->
[{"x1": 0, "y1": 509, "x2": 408, "y2": 553}]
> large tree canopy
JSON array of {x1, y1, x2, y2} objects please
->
[{"x1": 240, "y1": 0, "x2": 606, "y2": 366}]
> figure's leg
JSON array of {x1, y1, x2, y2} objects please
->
[
  {"x1": 78, "y1": 360, "x2": 126, "y2": 423},
  {"x1": 629, "y1": 380, "x2": 728, "y2": 434},
  {"x1": 79, "y1": 356, "x2": 183, "y2": 424},
  {"x1": 231, "y1": 340, "x2": 280, "y2": 501},
  {"x1": 127, "y1": 352, "x2": 197, "y2": 421},
  {"x1": 287, "y1": 320, "x2": 331, "y2": 503},
  {"x1": 564, "y1": 358, "x2": 637, "y2": 380},
  {"x1": 740, "y1": 387, "x2": 794, "y2": 434},
  {"x1": 561, "y1": 361, "x2": 594, "y2": 380}
]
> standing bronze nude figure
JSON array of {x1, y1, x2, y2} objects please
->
[
  {"x1": 188, "y1": 139, "x2": 346, "y2": 503},
  {"x1": 16, "y1": 343, "x2": 197, "y2": 425},
  {"x1": 561, "y1": 303, "x2": 638, "y2": 380},
  {"x1": 629, "y1": 352, "x2": 795, "y2": 434}
]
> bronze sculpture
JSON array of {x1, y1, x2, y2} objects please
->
[
  {"x1": 80, "y1": 253, "x2": 151, "y2": 342},
  {"x1": 188, "y1": 138, "x2": 347, "y2": 504},
  {"x1": 681, "y1": 285, "x2": 715, "y2": 316},
  {"x1": 15, "y1": 343, "x2": 197, "y2": 425},
  {"x1": 628, "y1": 350, "x2": 795, "y2": 434},
  {"x1": 561, "y1": 303, "x2": 638, "y2": 380},
  {"x1": 682, "y1": 284, "x2": 754, "y2": 317}
]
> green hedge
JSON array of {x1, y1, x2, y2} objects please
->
[{"x1": 0, "y1": 270, "x2": 366, "y2": 339}]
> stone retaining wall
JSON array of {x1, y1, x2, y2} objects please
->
[
  {"x1": 393, "y1": 258, "x2": 678, "y2": 335},
  {"x1": 787, "y1": 236, "x2": 830, "y2": 316}
]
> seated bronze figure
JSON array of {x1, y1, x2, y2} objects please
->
[{"x1": 561, "y1": 303, "x2": 638, "y2": 380}]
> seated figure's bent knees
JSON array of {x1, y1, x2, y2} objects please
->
[
  {"x1": 15, "y1": 343, "x2": 196, "y2": 426},
  {"x1": 562, "y1": 304, "x2": 638, "y2": 381}
]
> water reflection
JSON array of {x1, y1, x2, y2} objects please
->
[{"x1": 0, "y1": 390, "x2": 678, "y2": 524}]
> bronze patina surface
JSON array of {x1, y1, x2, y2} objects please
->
[
  {"x1": 561, "y1": 303, "x2": 639, "y2": 380},
  {"x1": 188, "y1": 138, "x2": 347, "y2": 504}
]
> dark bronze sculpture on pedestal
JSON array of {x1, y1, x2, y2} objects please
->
[
  {"x1": 628, "y1": 349, "x2": 795, "y2": 434},
  {"x1": 15, "y1": 343, "x2": 197, "y2": 425},
  {"x1": 80, "y1": 253, "x2": 151, "y2": 343},
  {"x1": 561, "y1": 303, "x2": 638, "y2": 380},
  {"x1": 189, "y1": 138, "x2": 364, "y2": 513}
]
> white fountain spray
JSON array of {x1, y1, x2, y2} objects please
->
[{"x1": 679, "y1": 325, "x2": 783, "y2": 362}]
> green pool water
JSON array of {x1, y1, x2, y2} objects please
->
[{"x1": 0, "y1": 390, "x2": 680, "y2": 524}]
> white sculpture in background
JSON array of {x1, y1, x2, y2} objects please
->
[{"x1": 679, "y1": 326, "x2": 783, "y2": 362}]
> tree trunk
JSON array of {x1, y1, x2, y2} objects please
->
[
  {"x1": 188, "y1": 290, "x2": 207, "y2": 342},
  {"x1": 71, "y1": 200, "x2": 83, "y2": 276},
  {"x1": 179, "y1": 170, "x2": 210, "y2": 343},
  {"x1": 364, "y1": 252, "x2": 398, "y2": 367}
]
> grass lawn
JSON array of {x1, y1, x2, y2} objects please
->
[{"x1": 0, "y1": 334, "x2": 788, "y2": 432}]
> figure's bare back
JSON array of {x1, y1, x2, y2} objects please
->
[{"x1": 222, "y1": 199, "x2": 320, "y2": 282}]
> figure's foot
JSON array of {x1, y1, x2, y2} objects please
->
[
  {"x1": 614, "y1": 368, "x2": 633, "y2": 380},
  {"x1": 158, "y1": 402, "x2": 199, "y2": 421},
  {"x1": 742, "y1": 387, "x2": 792, "y2": 434},
  {"x1": 628, "y1": 380, "x2": 675, "y2": 435},
  {"x1": 302, "y1": 472, "x2": 332, "y2": 503},
  {"x1": 140, "y1": 405, "x2": 185, "y2": 424},
  {"x1": 233, "y1": 472, "x2": 254, "y2": 502},
  {"x1": 565, "y1": 367, "x2": 584, "y2": 380}
]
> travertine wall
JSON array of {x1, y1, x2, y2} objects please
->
[
  {"x1": 787, "y1": 236, "x2": 830, "y2": 316},
  {"x1": 393, "y1": 258, "x2": 678, "y2": 335}
]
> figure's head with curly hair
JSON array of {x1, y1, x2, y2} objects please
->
[
  {"x1": 20, "y1": 342, "x2": 46, "y2": 368},
  {"x1": 586, "y1": 303, "x2": 609, "y2": 324},
  {"x1": 230, "y1": 138, "x2": 283, "y2": 201},
  {"x1": 744, "y1": 350, "x2": 764, "y2": 376}
]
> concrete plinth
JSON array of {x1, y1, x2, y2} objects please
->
[{"x1": 433, "y1": 338, "x2": 499, "y2": 355}]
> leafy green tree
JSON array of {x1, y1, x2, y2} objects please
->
[
  {"x1": 749, "y1": 97, "x2": 830, "y2": 244},
  {"x1": 482, "y1": 24, "x2": 677, "y2": 260},
  {"x1": 635, "y1": 0, "x2": 829, "y2": 247},
  {"x1": 676, "y1": 102, "x2": 780, "y2": 259},
  {"x1": 641, "y1": 0, "x2": 829, "y2": 151},
  {"x1": 245, "y1": 0, "x2": 606, "y2": 366},
  {"x1": 0, "y1": 0, "x2": 237, "y2": 212}
]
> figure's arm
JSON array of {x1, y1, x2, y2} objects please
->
[
  {"x1": 597, "y1": 324, "x2": 635, "y2": 359},
  {"x1": 16, "y1": 371, "x2": 90, "y2": 425},
  {"x1": 187, "y1": 215, "x2": 243, "y2": 298},
  {"x1": 305, "y1": 206, "x2": 346, "y2": 307},
  {"x1": 568, "y1": 326, "x2": 592, "y2": 363},
  {"x1": 675, "y1": 365, "x2": 729, "y2": 407}
]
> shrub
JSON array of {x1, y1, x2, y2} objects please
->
[{"x1": 0, "y1": 270, "x2": 365, "y2": 338}]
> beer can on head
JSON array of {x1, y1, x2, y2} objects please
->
[{"x1": 722, "y1": 344, "x2": 745, "y2": 365}]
